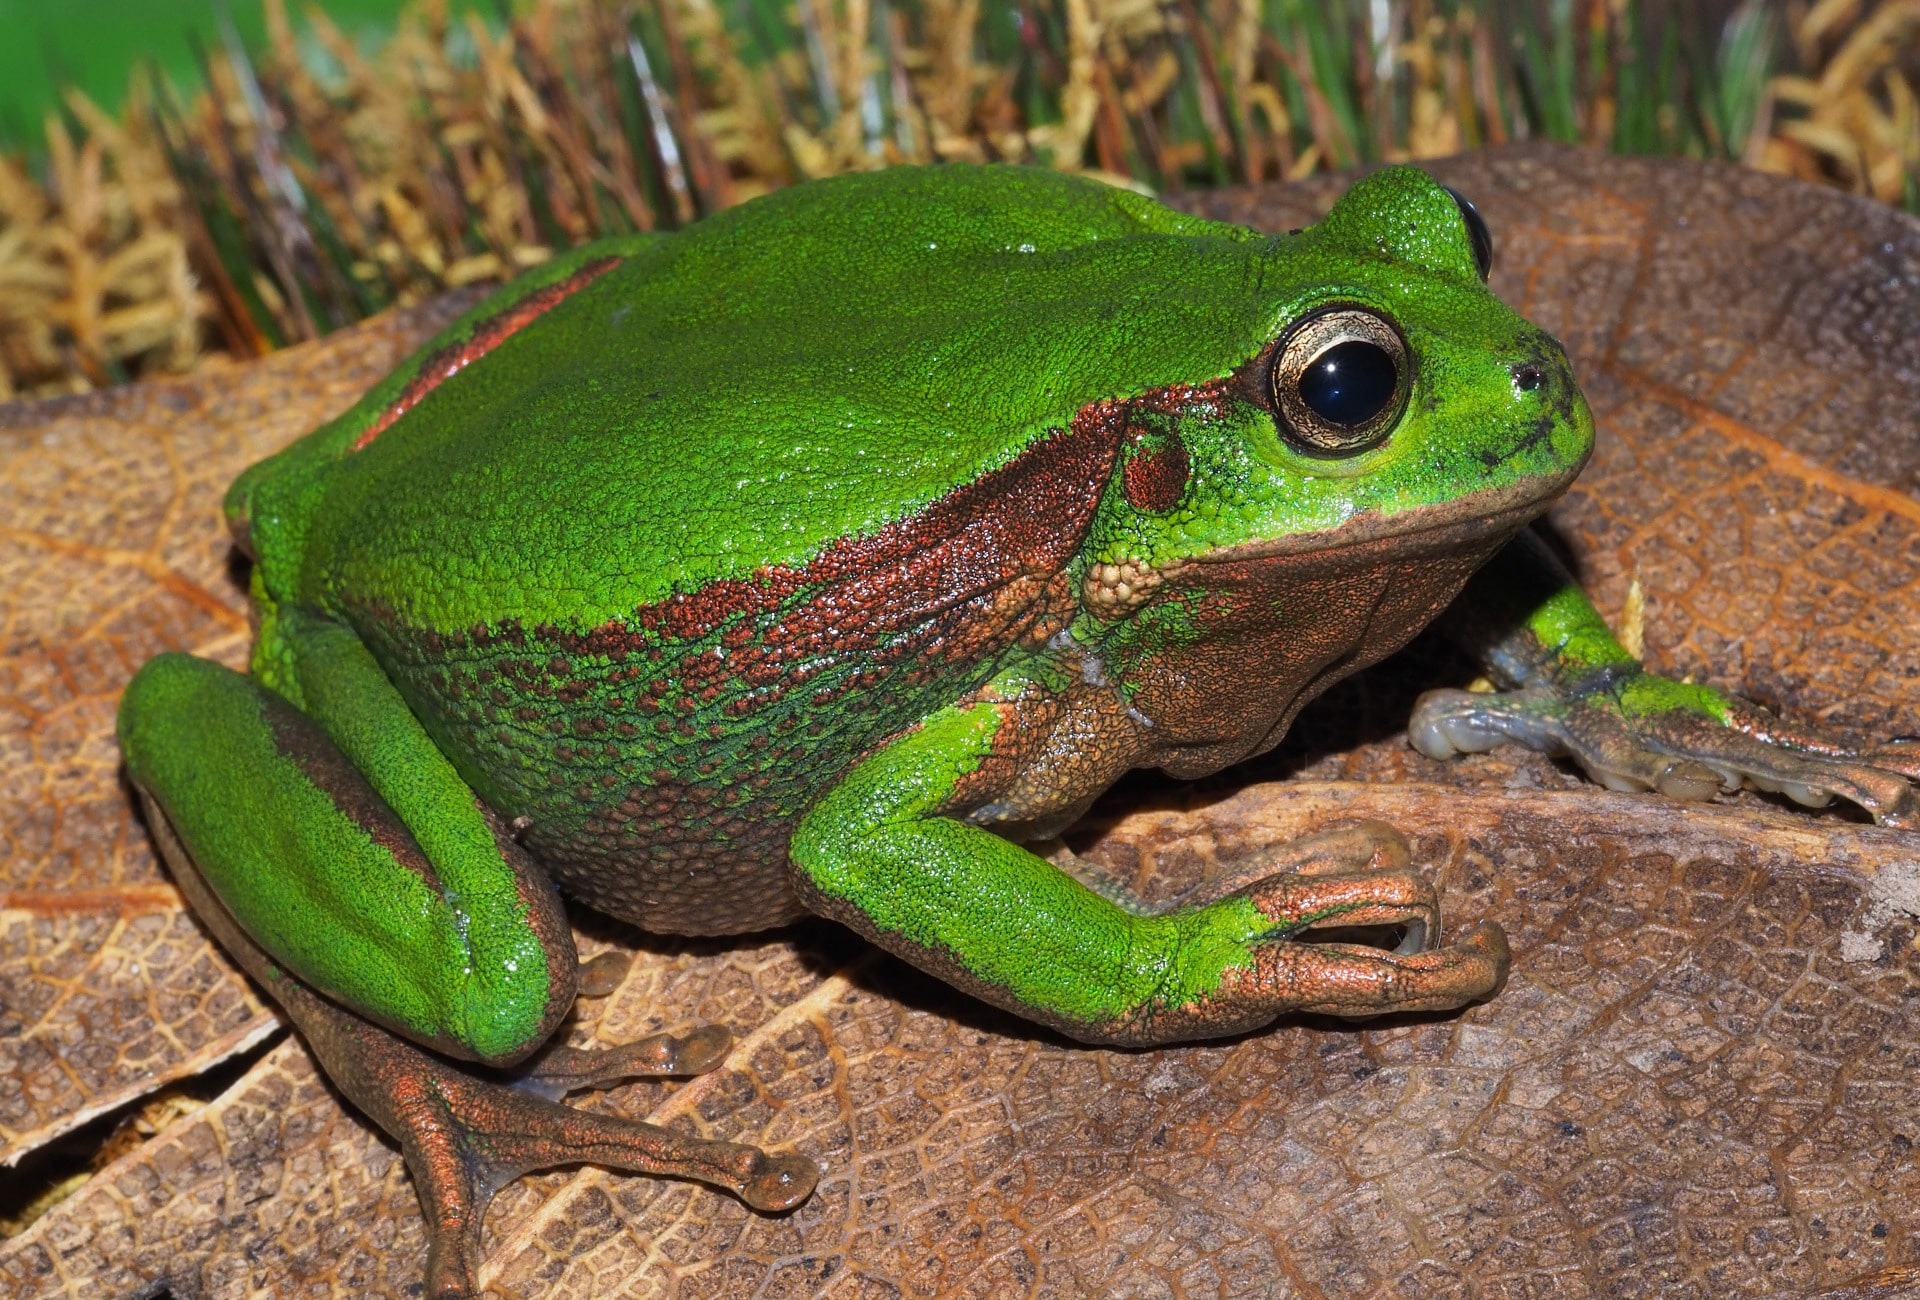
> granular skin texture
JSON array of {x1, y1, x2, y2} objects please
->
[{"x1": 355, "y1": 411, "x2": 1126, "y2": 932}]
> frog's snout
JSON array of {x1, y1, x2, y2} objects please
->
[
  {"x1": 1476, "y1": 332, "x2": 1592, "y2": 482},
  {"x1": 1507, "y1": 334, "x2": 1586, "y2": 427}
]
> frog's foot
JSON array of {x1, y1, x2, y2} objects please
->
[
  {"x1": 574, "y1": 949, "x2": 634, "y2": 997},
  {"x1": 1042, "y1": 819, "x2": 1413, "y2": 915},
  {"x1": 280, "y1": 975, "x2": 815, "y2": 1300},
  {"x1": 1107, "y1": 866, "x2": 1510, "y2": 1043},
  {"x1": 1410, "y1": 680, "x2": 1920, "y2": 828}
]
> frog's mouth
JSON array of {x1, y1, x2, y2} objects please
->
[{"x1": 1183, "y1": 463, "x2": 1584, "y2": 569}]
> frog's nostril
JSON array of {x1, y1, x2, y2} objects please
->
[{"x1": 1513, "y1": 365, "x2": 1544, "y2": 392}]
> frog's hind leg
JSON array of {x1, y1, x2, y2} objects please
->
[
  {"x1": 122, "y1": 654, "x2": 814, "y2": 1299},
  {"x1": 139, "y1": 791, "x2": 811, "y2": 1300},
  {"x1": 119, "y1": 649, "x2": 576, "y2": 1064}
]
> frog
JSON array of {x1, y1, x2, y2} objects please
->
[{"x1": 115, "y1": 162, "x2": 1920, "y2": 1297}]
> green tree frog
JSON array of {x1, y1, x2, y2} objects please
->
[{"x1": 117, "y1": 163, "x2": 1918, "y2": 1296}]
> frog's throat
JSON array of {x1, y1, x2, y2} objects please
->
[{"x1": 1113, "y1": 464, "x2": 1588, "y2": 781}]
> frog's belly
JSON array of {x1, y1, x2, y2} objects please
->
[
  {"x1": 355, "y1": 623, "x2": 906, "y2": 933},
  {"x1": 527, "y1": 801, "x2": 812, "y2": 935},
  {"x1": 396, "y1": 644, "x2": 898, "y2": 935},
  {"x1": 354, "y1": 581, "x2": 1063, "y2": 936}
]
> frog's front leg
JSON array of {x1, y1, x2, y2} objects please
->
[
  {"x1": 1415, "y1": 528, "x2": 1920, "y2": 825},
  {"x1": 119, "y1": 647, "x2": 814, "y2": 1298},
  {"x1": 791, "y1": 699, "x2": 1509, "y2": 1045}
]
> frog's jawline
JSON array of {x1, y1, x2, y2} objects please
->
[
  {"x1": 1133, "y1": 470, "x2": 1581, "y2": 781},
  {"x1": 1185, "y1": 465, "x2": 1583, "y2": 569}
]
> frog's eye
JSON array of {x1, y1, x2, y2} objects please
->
[
  {"x1": 1267, "y1": 307, "x2": 1410, "y2": 456},
  {"x1": 1442, "y1": 185, "x2": 1494, "y2": 281}
]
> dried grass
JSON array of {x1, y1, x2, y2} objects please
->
[{"x1": 1, "y1": 0, "x2": 1915, "y2": 399}]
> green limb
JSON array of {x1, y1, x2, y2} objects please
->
[
  {"x1": 1418, "y1": 527, "x2": 1919, "y2": 826},
  {"x1": 119, "y1": 651, "x2": 572, "y2": 1064},
  {"x1": 1439, "y1": 527, "x2": 1732, "y2": 716},
  {"x1": 790, "y1": 702, "x2": 1508, "y2": 1044}
]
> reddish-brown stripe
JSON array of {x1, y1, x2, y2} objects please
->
[
  {"x1": 1122, "y1": 429, "x2": 1190, "y2": 512},
  {"x1": 351, "y1": 255, "x2": 623, "y2": 452},
  {"x1": 404, "y1": 377, "x2": 1235, "y2": 691}
]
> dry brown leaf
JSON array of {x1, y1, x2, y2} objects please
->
[
  {"x1": 0, "y1": 289, "x2": 482, "y2": 1164},
  {"x1": 5, "y1": 145, "x2": 1920, "y2": 1296}
]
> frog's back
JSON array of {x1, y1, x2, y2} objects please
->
[
  {"x1": 235, "y1": 166, "x2": 1282, "y2": 932},
  {"x1": 238, "y1": 166, "x2": 1276, "y2": 630}
]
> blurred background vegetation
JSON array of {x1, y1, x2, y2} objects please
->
[{"x1": 1, "y1": 0, "x2": 1916, "y2": 400}]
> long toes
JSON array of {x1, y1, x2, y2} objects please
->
[
  {"x1": 1409, "y1": 689, "x2": 1508, "y2": 758},
  {"x1": 1246, "y1": 868, "x2": 1440, "y2": 944},
  {"x1": 517, "y1": 1024, "x2": 737, "y2": 1098},
  {"x1": 1235, "y1": 919, "x2": 1510, "y2": 1019},
  {"x1": 1410, "y1": 686, "x2": 1571, "y2": 760},
  {"x1": 1662, "y1": 724, "x2": 1919, "y2": 825},
  {"x1": 598, "y1": 1024, "x2": 736, "y2": 1077}
]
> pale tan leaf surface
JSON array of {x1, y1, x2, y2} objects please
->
[
  {"x1": 0, "y1": 936, "x2": 833, "y2": 1298},
  {"x1": 0, "y1": 889, "x2": 277, "y2": 1160},
  {"x1": 6, "y1": 146, "x2": 1920, "y2": 1297},
  {"x1": 0, "y1": 292, "x2": 479, "y2": 1160}
]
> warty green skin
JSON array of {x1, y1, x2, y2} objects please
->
[{"x1": 122, "y1": 161, "x2": 1599, "y2": 1063}]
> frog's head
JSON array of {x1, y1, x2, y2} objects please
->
[{"x1": 1077, "y1": 165, "x2": 1594, "y2": 777}]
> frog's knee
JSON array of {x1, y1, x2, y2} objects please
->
[{"x1": 119, "y1": 653, "x2": 264, "y2": 789}]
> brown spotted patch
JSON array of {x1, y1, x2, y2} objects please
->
[{"x1": 1122, "y1": 427, "x2": 1190, "y2": 512}]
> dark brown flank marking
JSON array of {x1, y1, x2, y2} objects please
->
[
  {"x1": 514, "y1": 380, "x2": 1233, "y2": 674},
  {"x1": 362, "y1": 379, "x2": 1238, "y2": 933},
  {"x1": 350, "y1": 255, "x2": 623, "y2": 452},
  {"x1": 258, "y1": 690, "x2": 443, "y2": 895},
  {"x1": 1121, "y1": 426, "x2": 1191, "y2": 512}
]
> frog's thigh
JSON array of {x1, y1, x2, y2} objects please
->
[{"x1": 119, "y1": 653, "x2": 574, "y2": 1065}]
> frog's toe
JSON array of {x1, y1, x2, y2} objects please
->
[
  {"x1": 574, "y1": 949, "x2": 633, "y2": 997},
  {"x1": 1578, "y1": 709, "x2": 1919, "y2": 826},
  {"x1": 1228, "y1": 867, "x2": 1496, "y2": 1014},
  {"x1": 1409, "y1": 687, "x2": 1558, "y2": 759},
  {"x1": 1234, "y1": 917, "x2": 1512, "y2": 1020},
  {"x1": 512, "y1": 1023, "x2": 737, "y2": 1100},
  {"x1": 1715, "y1": 745, "x2": 1916, "y2": 827},
  {"x1": 1246, "y1": 865, "x2": 1441, "y2": 952},
  {"x1": 741, "y1": 1151, "x2": 821, "y2": 1211},
  {"x1": 1412, "y1": 685, "x2": 1920, "y2": 827}
]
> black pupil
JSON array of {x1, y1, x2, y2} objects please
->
[{"x1": 1297, "y1": 340, "x2": 1397, "y2": 428}]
